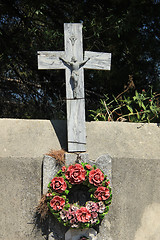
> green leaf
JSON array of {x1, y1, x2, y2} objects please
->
[
  {"x1": 141, "y1": 102, "x2": 146, "y2": 110},
  {"x1": 104, "y1": 206, "x2": 110, "y2": 212},
  {"x1": 67, "y1": 182, "x2": 72, "y2": 189},
  {"x1": 53, "y1": 212, "x2": 59, "y2": 217},
  {"x1": 64, "y1": 203, "x2": 70, "y2": 210},
  {"x1": 102, "y1": 182, "x2": 106, "y2": 187},
  {"x1": 126, "y1": 105, "x2": 133, "y2": 113},
  {"x1": 96, "y1": 219, "x2": 100, "y2": 224},
  {"x1": 65, "y1": 189, "x2": 69, "y2": 195},
  {"x1": 99, "y1": 213, "x2": 105, "y2": 218},
  {"x1": 61, "y1": 195, "x2": 66, "y2": 200}
]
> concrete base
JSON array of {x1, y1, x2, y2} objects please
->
[
  {"x1": 1, "y1": 119, "x2": 160, "y2": 240},
  {"x1": 65, "y1": 228, "x2": 97, "y2": 240}
]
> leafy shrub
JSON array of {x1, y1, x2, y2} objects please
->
[{"x1": 90, "y1": 88, "x2": 160, "y2": 123}]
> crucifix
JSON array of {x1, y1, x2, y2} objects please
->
[{"x1": 38, "y1": 23, "x2": 111, "y2": 152}]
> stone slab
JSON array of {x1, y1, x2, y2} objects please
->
[
  {"x1": 43, "y1": 155, "x2": 61, "y2": 193},
  {"x1": 65, "y1": 152, "x2": 89, "y2": 165},
  {"x1": 65, "y1": 228, "x2": 97, "y2": 240},
  {"x1": 0, "y1": 157, "x2": 46, "y2": 240},
  {"x1": 86, "y1": 121, "x2": 160, "y2": 160},
  {"x1": 1, "y1": 119, "x2": 160, "y2": 160},
  {"x1": 1, "y1": 119, "x2": 160, "y2": 240},
  {"x1": 95, "y1": 154, "x2": 112, "y2": 181}
]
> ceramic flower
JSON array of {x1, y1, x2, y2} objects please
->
[
  {"x1": 65, "y1": 164, "x2": 86, "y2": 184},
  {"x1": 94, "y1": 187, "x2": 110, "y2": 201},
  {"x1": 50, "y1": 177, "x2": 67, "y2": 193},
  {"x1": 50, "y1": 196, "x2": 65, "y2": 211},
  {"x1": 89, "y1": 168, "x2": 104, "y2": 186},
  {"x1": 76, "y1": 207, "x2": 91, "y2": 223}
]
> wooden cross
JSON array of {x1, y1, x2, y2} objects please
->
[{"x1": 38, "y1": 23, "x2": 111, "y2": 152}]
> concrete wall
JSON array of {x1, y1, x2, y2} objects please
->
[{"x1": 0, "y1": 119, "x2": 160, "y2": 240}]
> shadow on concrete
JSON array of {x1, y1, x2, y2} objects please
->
[
  {"x1": 33, "y1": 211, "x2": 49, "y2": 239},
  {"x1": 50, "y1": 120, "x2": 67, "y2": 151},
  {"x1": 33, "y1": 212, "x2": 67, "y2": 240}
]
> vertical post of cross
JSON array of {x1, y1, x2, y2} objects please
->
[{"x1": 64, "y1": 23, "x2": 86, "y2": 152}]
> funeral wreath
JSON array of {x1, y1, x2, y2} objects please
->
[{"x1": 46, "y1": 162, "x2": 112, "y2": 228}]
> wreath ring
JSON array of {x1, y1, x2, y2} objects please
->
[{"x1": 46, "y1": 162, "x2": 112, "y2": 228}]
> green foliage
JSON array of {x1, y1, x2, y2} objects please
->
[{"x1": 90, "y1": 87, "x2": 160, "y2": 123}]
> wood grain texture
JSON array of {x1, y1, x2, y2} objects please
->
[
  {"x1": 64, "y1": 23, "x2": 86, "y2": 152},
  {"x1": 67, "y1": 98, "x2": 86, "y2": 152},
  {"x1": 64, "y1": 23, "x2": 84, "y2": 99},
  {"x1": 84, "y1": 51, "x2": 111, "y2": 70},
  {"x1": 37, "y1": 51, "x2": 66, "y2": 69}
]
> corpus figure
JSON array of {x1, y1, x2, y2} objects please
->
[{"x1": 59, "y1": 56, "x2": 90, "y2": 98}]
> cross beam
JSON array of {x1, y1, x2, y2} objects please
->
[{"x1": 38, "y1": 23, "x2": 111, "y2": 152}]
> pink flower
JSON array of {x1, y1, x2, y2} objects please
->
[
  {"x1": 62, "y1": 166, "x2": 66, "y2": 172},
  {"x1": 91, "y1": 211, "x2": 98, "y2": 218},
  {"x1": 50, "y1": 196, "x2": 65, "y2": 211},
  {"x1": 60, "y1": 209, "x2": 68, "y2": 221},
  {"x1": 63, "y1": 205, "x2": 79, "y2": 222},
  {"x1": 94, "y1": 187, "x2": 110, "y2": 201},
  {"x1": 86, "y1": 201, "x2": 98, "y2": 212},
  {"x1": 65, "y1": 164, "x2": 86, "y2": 184},
  {"x1": 149, "y1": 99, "x2": 152, "y2": 102},
  {"x1": 50, "y1": 177, "x2": 67, "y2": 193},
  {"x1": 76, "y1": 207, "x2": 91, "y2": 223},
  {"x1": 90, "y1": 211, "x2": 98, "y2": 224},
  {"x1": 89, "y1": 168, "x2": 104, "y2": 186},
  {"x1": 97, "y1": 201, "x2": 106, "y2": 213}
]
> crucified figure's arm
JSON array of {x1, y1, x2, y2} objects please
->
[
  {"x1": 59, "y1": 57, "x2": 90, "y2": 69},
  {"x1": 59, "y1": 57, "x2": 71, "y2": 67},
  {"x1": 79, "y1": 58, "x2": 90, "y2": 68}
]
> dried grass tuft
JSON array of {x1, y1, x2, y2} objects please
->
[
  {"x1": 36, "y1": 194, "x2": 49, "y2": 221},
  {"x1": 46, "y1": 149, "x2": 65, "y2": 165}
]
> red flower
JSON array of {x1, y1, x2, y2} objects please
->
[
  {"x1": 85, "y1": 164, "x2": 92, "y2": 170},
  {"x1": 94, "y1": 187, "x2": 110, "y2": 201},
  {"x1": 62, "y1": 166, "x2": 66, "y2": 172},
  {"x1": 65, "y1": 164, "x2": 86, "y2": 184},
  {"x1": 89, "y1": 168, "x2": 104, "y2": 186},
  {"x1": 76, "y1": 207, "x2": 91, "y2": 223},
  {"x1": 50, "y1": 196, "x2": 65, "y2": 211},
  {"x1": 50, "y1": 177, "x2": 67, "y2": 193}
]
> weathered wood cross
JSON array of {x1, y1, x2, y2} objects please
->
[{"x1": 38, "y1": 23, "x2": 111, "y2": 152}]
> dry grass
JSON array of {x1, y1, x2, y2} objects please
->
[
  {"x1": 36, "y1": 194, "x2": 49, "y2": 221},
  {"x1": 46, "y1": 149, "x2": 65, "y2": 165}
]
